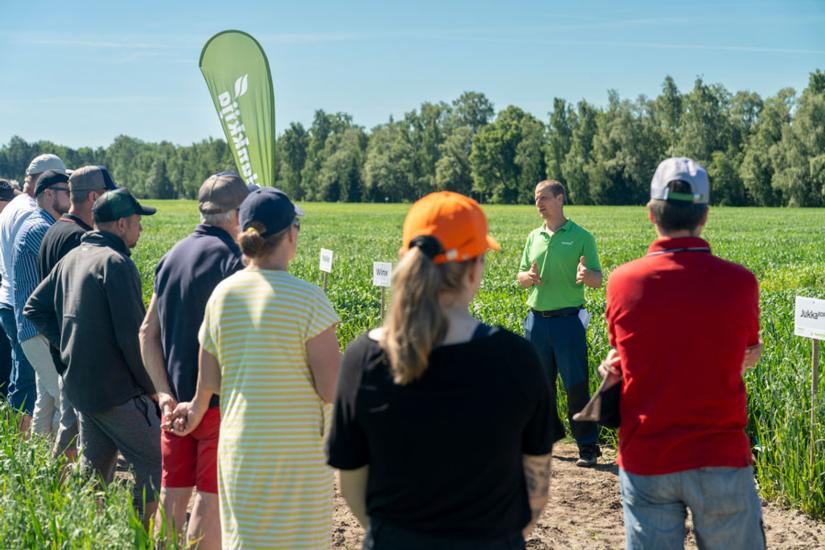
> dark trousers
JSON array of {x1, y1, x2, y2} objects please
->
[
  {"x1": 0, "y1": 319, "x2": 11, "y2": 399},
  {"x1": 364, "y1": 518, "x2": 525, "y2": 550},
  {"x1": 524, "y1": 310, "x2": 598, "y2": 449}
]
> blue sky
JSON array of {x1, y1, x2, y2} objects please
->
[{"x1": 2, "y1": 0, "x2": 823, "y2": 148}]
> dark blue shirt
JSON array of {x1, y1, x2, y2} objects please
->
[{"x1": 154, "y1": 224, "x2": 243, "y2": 406}]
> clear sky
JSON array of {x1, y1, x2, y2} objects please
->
[{"x1": 2, "y1": 0, "x2": 823, "y2": 148}]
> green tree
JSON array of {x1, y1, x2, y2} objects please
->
[
  {"x1": 434, "y1": 126, "x2": 473, "y2": 195},
  {"x1": 278, "y1": 122, "x2": 308, "y2": 199},
  {"x1": 545, "y1": 98, "x2": 573, "y2": 183},
  {"x1": 364, "y1": 122, "x2": 416, "y2": 202},
  {"x1": 561, "y1": 101, "x2": 598, "y2": 204},
  {"x1": 471, "y1": 106, "x2": 545, "y2": 204},
  {"x1": 450, "y1": 91, "x2": 495, "y2": 133}
]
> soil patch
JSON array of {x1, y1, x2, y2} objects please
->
[{"x1": 332, "y1": 442, "x2": 825, "y2": 549}]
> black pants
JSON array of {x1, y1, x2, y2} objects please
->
[{"x1": 363, "y1": 519, "x2": 525, "y2": 550}]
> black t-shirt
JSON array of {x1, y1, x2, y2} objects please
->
[
  {"x1": 327, "y1": 327, "x2": 557, "y2": 539},
  {"x1": 38, "y1": 214, "x2": 92, "y2": 280},
  {"x1": 154, "y1": 224, "x2": 242, "y2": 407},
  {"x1": 37, "y1": 214, "x2": 93, "y2": 373}
]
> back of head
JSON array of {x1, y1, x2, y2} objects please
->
[
  {"x1": 93, "y1": 188, "x2": 157, "y2": 228},
  {"x1": 236, "y1": 187, "x2": 303, "y2": 260},
  {"x1": 198, "y1": 171, "x2": 250, "y2": 226},
  {"x1": 648, "y1": 157, "x2": 710, "y2": 234},
  {"x1": 381, "y1": 191, "x2": 500, "y2": 385},
  {"x1": 69, "y1": 165, "x2": 119, "y2": 205},
  {"x1": 0, "y1": 179, "x2": 17, "y2": 202}
]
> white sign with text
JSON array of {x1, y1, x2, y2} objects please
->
[
  {"x1": 373, "y1": 262, "x2": 392, "y2": 288},
  {"x1": 319, "y1": 248, "x2": 334, "y2": 273},
  {"x1": 795, "y1": 296, "x2": 825, "y2": 341}
]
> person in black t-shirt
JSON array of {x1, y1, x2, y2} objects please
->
[
  {"x1": 327, "y1": 191, "x2": 559, "y2": 549},
  {"x1": 36, "y1": 165, "x2": 117, "y2": 459}
]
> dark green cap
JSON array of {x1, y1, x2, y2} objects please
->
[{"x1": 93, "y1": 188, "x2": 157, "y2": 223}]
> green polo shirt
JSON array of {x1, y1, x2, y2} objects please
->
[{"x1": 519, "y1": 219, "x2": 601, "y2": 311}]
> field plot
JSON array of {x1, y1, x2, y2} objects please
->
[
  {"x1": 137, "y1": 201, "x2": 825, "y2": 519},
  {"x1": 2, "y1": 202, "x2": 823, "y2": 548}
]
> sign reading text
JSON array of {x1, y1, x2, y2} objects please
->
[
  {"x1": 372, "y1": 262, "x2": 392, "y2": 288},
  {"x1": 795, "y1": 296, "x2": 825, "y2": 341}
]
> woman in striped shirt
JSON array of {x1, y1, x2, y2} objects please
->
[{"x1": 167, "y1": 188, "x2": 342, "y2": 549}]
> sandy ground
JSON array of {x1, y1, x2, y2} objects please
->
[{"x1": 331, "y1": 442, "x2": 825, "y2": 549}]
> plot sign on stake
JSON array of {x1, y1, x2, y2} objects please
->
[
  {"x1": 319, "y1": 248, "x2": 333, "y2": 273},
  {"x1": 319, "y1": 248, "x2": 333, "y2": 291},
  {"x1": 373, "y1": 262, "x2": 392, "y2": 321},
  {"x1": 794, "y1": 296, "x2": 824, "y2": 469}
]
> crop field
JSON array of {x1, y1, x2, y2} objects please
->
[
  {"x1": 2, "y1": 202, "x2": 824, "y2": 547},
  {"x1": 135, "y1": 201, "x2": 825, "y2": 517}
]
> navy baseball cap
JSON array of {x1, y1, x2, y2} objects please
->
[
  {"x1": 35, "y1": 170, "x2": 70, "y2": 196},
  {"x1": 93, "y1": 188, "x2": 157, "y2": 223},
  {"x1": 239, "y1": 188, "x2": 304, "y2": 238},
  {"x1": 0, "y1": 179, "x2": 17, "y2": 201}
]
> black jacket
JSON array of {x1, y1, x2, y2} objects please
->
[{"x1": 24, "y1": 230, "x2": 155, "y2": 413}]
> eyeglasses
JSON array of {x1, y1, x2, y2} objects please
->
[{"x1": 292, "y1": 218, "x2": 301, "y2": 231}]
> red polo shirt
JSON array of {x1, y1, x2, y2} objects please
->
[{"x1": 606, "y1": 236, "x2": 759, "y2": 475}]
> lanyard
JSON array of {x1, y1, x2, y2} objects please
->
[{"x1": 647, "y1": 246, "x2": 711, "y2": 257}]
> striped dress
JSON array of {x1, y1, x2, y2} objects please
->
[{"x1": 199, "y1": 269, "x2": 339, "y2": 549}]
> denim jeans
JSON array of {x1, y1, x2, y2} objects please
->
[
  {"x1": 523, "y1": 311, "x2": 597, "y2": 448},
  {"x1": 363, "y1": 518, "x2": 525, "y2": 550},
  {"x1": 0, "y1": 306, "x2": 36, "y2": 414},
  {"x1": 620, "y1": 467, "x2": 765, "y2": 550}
]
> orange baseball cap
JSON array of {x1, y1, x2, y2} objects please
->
[{"x1": 402, "y1": 191, "x2": 500, "y2": 264}]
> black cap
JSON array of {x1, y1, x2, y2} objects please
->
[
  {"x1": 35, "y1": 170, "x2": 70, "y2": 196},
  {"x1": 239, "y1": 188, "x2": 304, "y2": 238},
  {"x1": 93, "y1": 188, "x2": 157, "y2": 223},
  {"x1": 0, "y1": 179, "x2": 16, "y2": 202}
]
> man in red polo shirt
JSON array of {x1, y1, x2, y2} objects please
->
[{"x1": 603, "y1": 157, "x2": 764, "y2": 549}]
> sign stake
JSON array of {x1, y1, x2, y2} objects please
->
[{"x1": 812, "y1": 340, "x2": 820, "y2": 469}]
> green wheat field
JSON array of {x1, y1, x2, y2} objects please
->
[{"x1": 2, "y1": 201, "x2": 824, "y2": 547}]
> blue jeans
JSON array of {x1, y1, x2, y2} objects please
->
[
  {"x1": 523, "y1": 311, "x2": 597, "y2": 448},
  {"x1": 0, "y1": 306, "x2": 35, "y2": 414},
  {"x1": 0, "y1": 319, "x2": 11, "y2": 398},
  {"x1": 620, "y1": 467, "x2": 765, "y2": 550}
]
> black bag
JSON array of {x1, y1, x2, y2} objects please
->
[{"x1": 572, "y1": 373, "x2": 621, "y2": 429}]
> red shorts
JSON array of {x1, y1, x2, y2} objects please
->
[{"x1": 161, "y1": 407, "x2": 220, "y2": 493}]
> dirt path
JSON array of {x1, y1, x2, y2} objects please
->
[{"x1": 331, "y1": 443, "x2": 825, "y2": 549}]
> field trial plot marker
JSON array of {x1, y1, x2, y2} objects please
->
[
  {"x1": 794, "y1": 296, "x2": 824, "y2": 468},
  {"x1": 319, "y1": 248, "x2": 333, "y2": 291},
  {"x1": 373, "y1": 262, "x2": 392, "y2": 321}
]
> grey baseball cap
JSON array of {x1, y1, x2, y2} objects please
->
[
  {"x1": 69, "y1": 166, "x2": 119, "y2": 192},
  {"x1": 198, "y1": 171, "x2": 250, "y2": 214},
  {"x1": 26, "y1": 154, "x2": 68, "y2": 176},
  {"x1": 650, "y1": 157, "x2": 710, "y2": 204}
]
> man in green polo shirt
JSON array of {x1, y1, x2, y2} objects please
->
[{"x1": 517, "y1": 179, "x2": 603, "y2": 467}]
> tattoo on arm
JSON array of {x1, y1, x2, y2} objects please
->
[{"x1": 523, "y1": 453, "x2": 553, "y2": 528}]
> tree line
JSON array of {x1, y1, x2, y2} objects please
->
[{"x1": 2, "y1": 70, "x2": 824, "y2": 206}]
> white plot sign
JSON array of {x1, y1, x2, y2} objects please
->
[
  {"x1": 794, "y1": 296, "x2": 825, "y2": 341},
  {"x1": 319, "y1": 248, "x2": 334, "y2": 273},
  {"x1": 373, "y1": 262, "x2": 392, "y2": 288}
]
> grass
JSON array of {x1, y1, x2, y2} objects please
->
[
  {"x1": 1, "y1": 202, "x2": 823, "y2": 547},
  {"x1": 0, "y1": 403, "x2": 184, "y2": 548},
  {"x1": 135, "y1": 201, "x2": 825, "y2": 517}
]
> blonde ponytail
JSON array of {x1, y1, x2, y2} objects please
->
[{"x1": 380, "y1": 247, "x2": 475, "y2": 384}]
